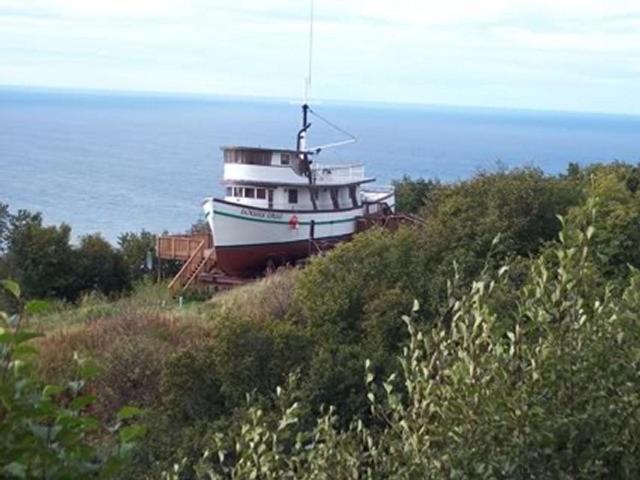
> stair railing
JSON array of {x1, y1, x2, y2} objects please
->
[{"x1": 168, "y1": 241, "x2": 204, "y2": 294}]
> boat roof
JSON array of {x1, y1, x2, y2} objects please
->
[{"x1": 220, "y1": 145, "x2": 306, "y2": 155}]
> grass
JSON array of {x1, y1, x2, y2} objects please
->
[
  {"x1": 27, "y1": 280, "x2": 194, "y2": 331},
  {"x1": 198, "y1": 267, "x2": 302, "y2": 324},
  {"x1": 27, "y1": 269, "x2": 301, "y2": 421}
]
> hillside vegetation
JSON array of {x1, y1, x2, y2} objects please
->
[{"x1": 2, "y1": 162, "x2": 640, "y2": 478}]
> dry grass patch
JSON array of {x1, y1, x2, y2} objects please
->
[
  {"x1": 35, "y1": 312, "x2": 215, "y2": 422},
  {"x1": 204, "y1": 267, "x2": 303, "y2": 324}
]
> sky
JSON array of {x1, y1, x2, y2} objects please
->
[{"x1": 1, "y1": 0, "x2": 639, "y2": 114}]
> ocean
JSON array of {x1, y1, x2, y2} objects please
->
[{"x1": 2, "y1": 88, "x2": 639, "y2": 242}]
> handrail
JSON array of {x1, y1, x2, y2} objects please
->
[
  {"x1": 182, "y1": 248, "x2": 216, "y2": 291},
  {"x1": 168, "y1": 241, "x2": 204, "y2": 293}
]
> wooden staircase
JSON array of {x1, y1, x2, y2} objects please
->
[{"x1": 156, "y1": 234, "x2": 217, "y2": 295}]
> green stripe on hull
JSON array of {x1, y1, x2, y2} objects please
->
[{"x1": 215, "y1": 210, "x2": 357, "y2": 226}]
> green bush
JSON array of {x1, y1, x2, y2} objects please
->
[
  {"x1": 0, "y1": 280, "x2": 145, "y2": 479},
  {"x1": 76, "y1": 234, "x2": 130, "y2": 297},
  {"x1": 392, "y1": 175, "x2": 439, "y2": 214},
  {"x1": 117, "y1": 230, "x2": 156, "y2": 283},
  {"x1": 164, "y1": 206, "x2": 640, "y2": 479}
]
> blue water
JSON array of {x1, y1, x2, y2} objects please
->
[{"x1": 2, "y1": 88, "x2": 639, "y2": 242}]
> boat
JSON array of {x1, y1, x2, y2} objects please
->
[
  {"x1": 201, "y1": 104, "x2": 395, "y2": 276},
  {"x1": 157, "y1": 1, "x2": 401, "y2": 290}
]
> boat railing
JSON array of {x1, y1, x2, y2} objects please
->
[
  {"x1": 156, "y1": 233, "x2": 212, "y2": 261},
  {"x1": 361, "y1": 185, "x2": 394, "y2": 193},
  {"x1": 312, "y1": 163, "x2": 365, "y2": 183}
]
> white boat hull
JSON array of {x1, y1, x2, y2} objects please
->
[{"x1": 203, "y1": 198, "x2": 363, "y2": 275}]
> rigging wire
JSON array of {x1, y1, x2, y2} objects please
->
[{"x1": 309, "y1": 107, "x2": 357, "y2": 142}]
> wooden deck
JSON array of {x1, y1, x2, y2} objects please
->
[
  {"x1": 156, "y1": 233, "x2": 217, "y2": 295},
  {"x1": 156, "y1": 233, "x2": 212, "y2": 261}
]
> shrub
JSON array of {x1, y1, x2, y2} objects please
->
[
  {"x1": 164, "y1": 205, "x2": 640, "y2": 479},
  {"x1": 76, "y1": 233, "x2": 130, "y2": 296},
  {"x1": 36, "y1": 313, "x2": 214, "y2": 422},
  {"x1": 0, "y1": 280, "x2": 145, "y2": 479},
  {"x1": 117, "y1": 230, "x2": 156, "y2": 283},
  {"x1": 392, "y1": 175, "x2": 439, "y2": 214}
]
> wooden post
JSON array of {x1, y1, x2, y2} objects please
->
[{"x1": 309, "y1": 220, "x2": 315, "y2": 255}]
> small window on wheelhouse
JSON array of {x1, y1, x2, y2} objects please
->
[
  {"x1": 226, "y1": 187, "x2": 232, "y2": 196},
  {"x1": 233, "y1": 187, "x2": 242, "y2": 197},
  {"x1": 257, "y1": 188, "x2": 266, "y2": 199},
  {"x1": 288, "y1": 189, "x2": 298, "y2": 204},
  {"x1": 281, "y1": 153, "x2": 291, "y2": 165},
  {"x1": 245, "y1": 188, "x2": 255, "y2": 198}
]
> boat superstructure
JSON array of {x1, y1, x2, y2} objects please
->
[{"x1": 202, "y1": 105, "x2": 395, "y2": 275}]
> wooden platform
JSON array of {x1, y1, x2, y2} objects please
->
[
  {"x1": 156, "y1": 233, "x2": 212, "y2": 261},
  {"x1": 156, "y1": 233, "x2": 217, "y2": 295}
]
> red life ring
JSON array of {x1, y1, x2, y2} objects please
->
[{"x1": 288, "y1": 215, "x2": 299, "y2": 230}]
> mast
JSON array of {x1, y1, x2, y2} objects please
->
[{"x1": 297, "y1": 103, "x2": 311, "y2": 152}]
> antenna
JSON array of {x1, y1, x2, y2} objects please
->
[{"x1": 304, "y1": 0, "x2": 314, "y2": 104}]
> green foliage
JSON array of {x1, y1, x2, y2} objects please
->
[
  {"x1": 76, "y1": 234, "x2": 130, "y2": 296},
  {"x1": 4, "y1": 210, "x2": 78, "y2": 301},
  {"x1": 162, "y1": 318, "x2": 312, "y2": 421},
  {"x1": 296, "y1": 228, "x2": 424, "y2": 340},
  {"x1": 165, "y1": 207, "x2": 640, "y2": 479},
  {"x1": 10, "y1": 163, "x2": 640, "y2": 479},
  {"x1": 0, "y1": 207, "x2": 154, "y2": 304},
  {"x1": 0, "y1": 202, "x2": 9, "y2": 254},
  {"x1": 0, "y1": 281, "x2": 144, "y2": 479},
  {"x1": 421, "y1": 167, "x2": 579, "y2": 258},
  {"x1": 117, "y1": 230, "x2": 156, "y2": 283},
  {"x1": 566, "y1": 163, "x2": 640, "y2": 280},
  {"x1": 392, "y1": 175, "x2": 439, "y2": 214}
]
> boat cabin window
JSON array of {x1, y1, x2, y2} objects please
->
[
  {"x1": 228, "y1": 186, "x2": 267, "y2": 200},
  {"x1": 224, "y1": 150, "x2": 271, "y2": 166},
  {"x1": 288, "y1": 189, "x2": 298, "y2": 204},
  {"x1": 281, "y1": 153, "x2": 290, "y2": 165}
]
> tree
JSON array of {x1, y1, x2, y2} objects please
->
[
  {"x1": 4, "y1": 210, "x2": 77, "y2": 300},
  {"x1": 392, "y1": 175, "x2": 439, "y2": 214},
  {"x1": 76, "y1": 234, "x2": 130, "y2": 296},
  {"x1": 118, "y1": 230, "x2": 156, "y2": 283}
]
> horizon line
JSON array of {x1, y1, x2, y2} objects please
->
[{"x1": 1, "y1": 83, "x2": 639, "y2": 120}]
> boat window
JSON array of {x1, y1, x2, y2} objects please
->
[
  {"x1": 226, "y1": 187, "x2": 232, "y2": 196},
  {"x1": 281, "y1": 153, "x2": 290, "y2": 165},
  {"x1": 233, "y1": 187, "x2": 242, "y2": 197},
  {"x1": 257, "y1": 188, "x2": 266, "y2": 199},
  {"x1": 245, "y1": 188, "x2": 255, "y2": 198},
  {"x1": 224, "y1": 150, "x2": 272, "y2": 165},
  {"x1": 288, "y1": 189, "x2": 298, "y2": 204}
]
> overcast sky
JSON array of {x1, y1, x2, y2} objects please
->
[{"x1": 1, "y1": 0, "x2": 639, "y2": 114}]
